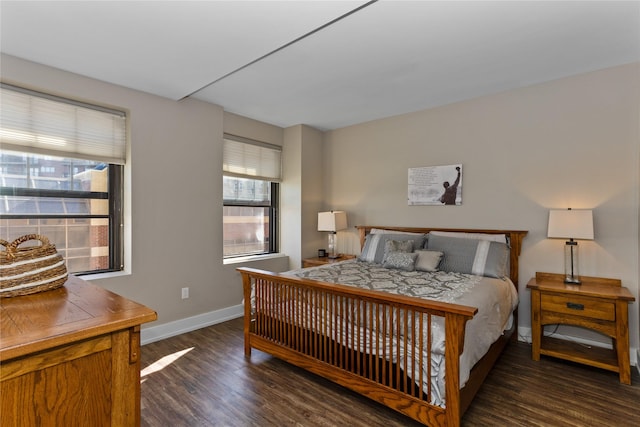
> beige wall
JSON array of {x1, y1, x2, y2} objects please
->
[
  {"x1": 224, "y1": 111, "x2": 284, "y2": 147},
  {"x1": 281, "y1": 126, "x2": 303, "y2": 268},
  {"x1": 1, "y1": 54, "x2": 289, "y2": 331},
  {"x1": 324, "y1": 63, "x2": 640, "y2": 357},
  {"x1": 281, "y1": 124, "x2": 326, "y2": 270},
  {"x1": 3, "y1": 53, "x2": 638, "y2": 360}
]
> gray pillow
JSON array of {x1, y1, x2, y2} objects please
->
[
  {"x1": 427, "y1": 234, "x2": 508, "y2": 278},
  {"x1": 382, "y1": 252, "x2": 418, "y2": 271},
  {"x1": 414, "y1": 250, "x2": 443, "y2": 272},
  {"x1": 359, "y1": 233, "x2": 426, "y2": 264}
]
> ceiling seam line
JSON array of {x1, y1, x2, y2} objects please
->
[{"x1": 179, "y1": 0, "x2": 378, "y2": 100}]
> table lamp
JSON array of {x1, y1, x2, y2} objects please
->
[
  {"x1": 318, "y1": 211, "x2": 347, "y2": 259},
  {"x1": 547, "y1": 208, "x2": 594, "y2": 284}
]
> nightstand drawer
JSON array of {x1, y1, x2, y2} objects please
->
[{"x1": 541, "y1": 294, "x2": 615, "y2": 321}]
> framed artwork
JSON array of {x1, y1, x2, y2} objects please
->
[{"x1": 408, "y1": 164, "x2": 462, "y2": 206}]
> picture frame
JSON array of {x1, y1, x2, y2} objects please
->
[{"x1": 408, "y1": 164, "x2": 462, "y2": 205}]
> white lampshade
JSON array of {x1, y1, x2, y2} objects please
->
[
  {"x1": 318, "y1": 211, "x2": 348, "y2": 232},
  {"x1": 547, "y1": 209, "x2": 594, "y2": 240}
]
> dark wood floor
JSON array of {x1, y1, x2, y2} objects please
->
[{"x1": 140, "y1": 317, "x2": 640, "y2": 427}]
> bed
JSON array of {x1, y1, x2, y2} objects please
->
[{"x1": 237, "y1": 226, "x2": 527, "y2": 427}]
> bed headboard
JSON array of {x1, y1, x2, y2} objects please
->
[{"x1": 356, "y1": 226, "x2": 528, "y2": 286}]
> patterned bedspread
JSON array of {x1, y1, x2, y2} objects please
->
[
  {"x1": 288, "y1": 259, "x2": 482, "y2": 302},
  {"x1": 284, "y1": 259, "x2": 518, "y2": 406}
]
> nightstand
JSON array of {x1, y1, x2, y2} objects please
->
[
  {"x1": 527, "y1": 272, "x2": 635, "y2": 384},
  {"x1": 302, "y1": 254, "x2": 356, "y2": 268}
]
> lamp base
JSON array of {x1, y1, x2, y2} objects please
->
[
  {"x1": 564, "y1": 240, "x2": 581, "y2": 285},
  {"x1": 327, "y1": 232, "x2": 337, "y2": 259},
  {"x1": 564, "y1": 276, "x2": 582, "y2": 285}
]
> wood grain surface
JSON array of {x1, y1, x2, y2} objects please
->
[
  {"x1": 140, "y1": 317, "x2": 640, "y2": 427},
  {"x1": 1, "y1": 276, "x2": 157, "y2": 427}
]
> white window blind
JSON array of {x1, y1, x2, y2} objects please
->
[
  {"x1": 223, "y1": 134, "x2": 282, "y2": 182},
  {"x1": 0, "y1": 84, "x2": 127, "y2": 165}
]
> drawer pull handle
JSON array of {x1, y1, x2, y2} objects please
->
[{"x1": 566, "y1": 302, "x2": 584, "y2": 311}]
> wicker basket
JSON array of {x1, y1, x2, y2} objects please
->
[{"x1": 0, "y1": 234, "x2": 68, "y2": 298}]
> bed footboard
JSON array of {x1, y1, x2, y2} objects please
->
[{"x1": 238, "y1": 267, "x2": 477, "y2": 427}]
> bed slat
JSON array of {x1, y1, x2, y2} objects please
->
[{"x1": 240, "y1": 267, "x2": 476, "y2": 426}]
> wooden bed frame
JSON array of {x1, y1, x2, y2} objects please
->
[{"x1": 238, "y1": 226, "x2": 527, "y2": 427}]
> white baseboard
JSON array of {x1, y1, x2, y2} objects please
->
[
  {"x1": 140, "y1": 304, "x2": 244, "y2": 345},
  {"x1": 141, "y1": 313, "x2": 639, "y2": 369},
  {"x1": 518, "y1": 326, "x2": 638, "y2": 367}
]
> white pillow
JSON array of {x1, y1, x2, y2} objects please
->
[
  {"x1": 428, "y1": 230, "x2": 507, "y2": 244},
  {"x1": 414, "y1": 250, "x2": 443, "y2": 272},
  {"x1": 370, "y1": 228, "x2": 425, "y2": 236}
]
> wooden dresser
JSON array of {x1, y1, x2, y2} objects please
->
[{"x1": 0, "y1": 276, "x2": 157, "y2": 426}]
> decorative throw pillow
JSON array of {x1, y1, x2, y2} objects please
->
[
  {"x1": 427, "y1": 234, "x2": 509, "y2": 278},
  {"x1": 359, "y1": 233, "x2": 426, "y2": 264},
  {"x1": 382, "y1": 252, "x2": 418, "y2": 272},
  {"x1": 414, "y1": 250, "x2": 443, "y2": 272},
  {"x1": 384, "y1": 239, "x2": 414, "y2": 254}
]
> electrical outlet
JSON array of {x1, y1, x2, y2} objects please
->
[{"x1": 181, "y1": 287, "x2": 189, "y2": 299}]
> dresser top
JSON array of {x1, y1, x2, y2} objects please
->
[
  {"x1": 1, "y1": 275, "x2": 157, "y2": 361},
  {"x1": 526, "y1": 272, "x2": 635, "y2": 302}
]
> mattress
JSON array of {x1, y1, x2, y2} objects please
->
[{"x1": 283, "y1": 259, "x2": 518, "y2": 406}]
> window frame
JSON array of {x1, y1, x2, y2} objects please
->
[
  {"x1": 0, "y1": 155, "x2": 124, "y2": 275},
  {"x1": 222, "y1": 179, "x2": 278, "y2": 258},
  {"x1": 222, "y1": 134, "x2": 281, "y2": 259},
  {"x1": 0, "y1": 83, "x2": 126, "y2": 275}
]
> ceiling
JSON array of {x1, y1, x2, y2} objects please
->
[{"x1": 1, "y1": 1, "x2": 639, "y2": 131}]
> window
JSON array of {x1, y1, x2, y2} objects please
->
[
  {"x1": 0, "y1": 84, "x2": 126, "y2": 275},
  {"x1": 222, "y1": 135, "x2": 281, "y2": 258}
]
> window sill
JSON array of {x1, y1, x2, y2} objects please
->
[
  {"x1": 223, "y1": 253, "x2": 288, "y2": 265},
  {"x1": 78, "y1": 270, "x2": 131, "y2": 281}
]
